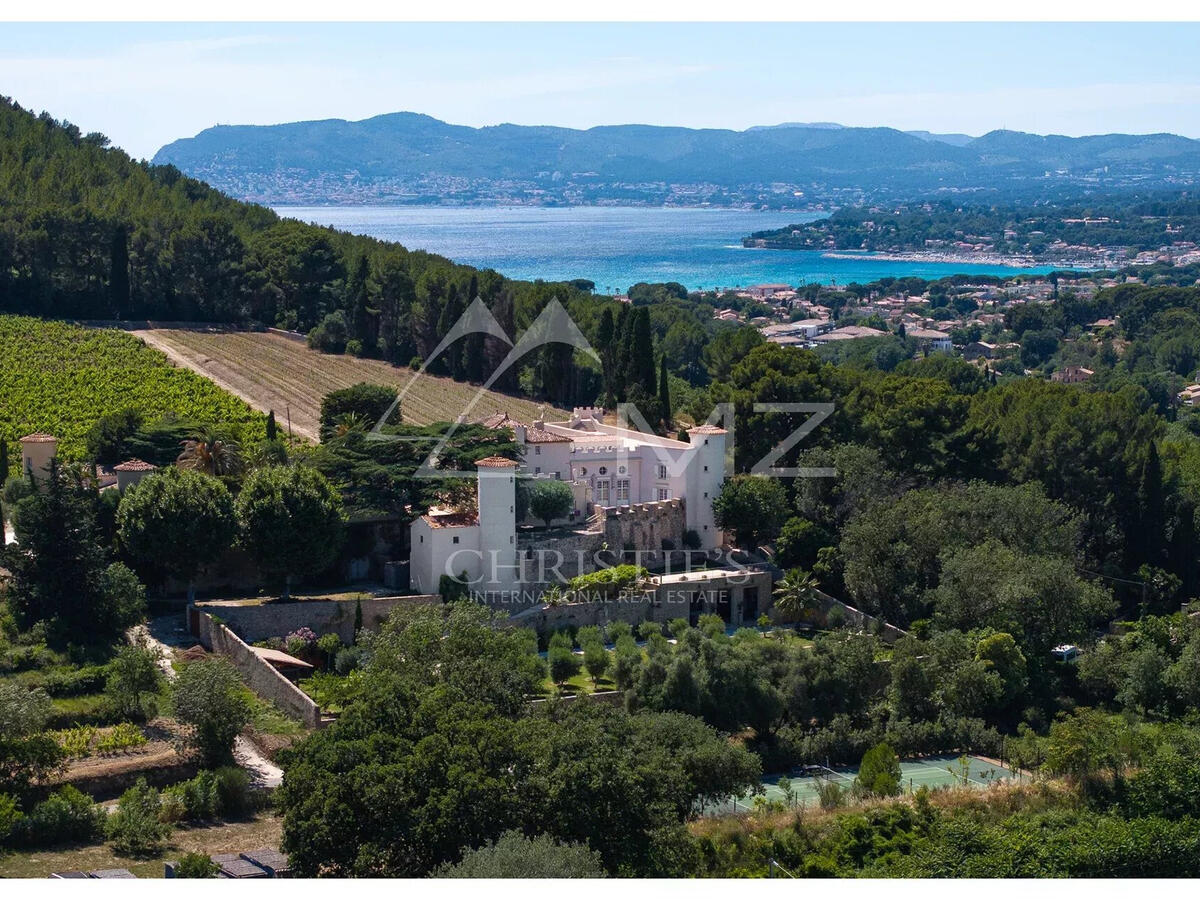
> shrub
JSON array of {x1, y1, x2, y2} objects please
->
[
  {"x1": 107, "y1": 778, "x2": 170, "y2": 857},
  {"x1": 158, "y1": 791, "x2": 187, "y2": 825},
  {"x1": 13, "y1": 786, "x2": 105, "y2": 847},
  {"x1": 0, "y1": 792, "x2": 22, "y2": 845},
  {"x1": 175, "y1": 851, "x2": 220, "y2": 878},
  {"x1": 318, "y1": 382, "x2": 398, "y2": 434},
  {"x1": 163, "y1": 767, "x2": 254, "y2": 822},
  {"x1": 345, "y1": 339, "x2": 364, "y2": 358},
  {"x1": 213, "y1": 766, "x2": 252, "y2": 817},
  {"x1": 435, "y1": 830, "x2": 606, "y2": 878},
  {"x1": 105, "y1": 645, "x2": 162, "y2": 720},
  {"x1": 55, "y1": 725, "x2": 97, "y2": 758},
  {"x1": 43, "y1": 665, "x2": 108, "y2": 697},
  {"x1": 334, "y1": 646, "x2": 363, "y2": 675}
]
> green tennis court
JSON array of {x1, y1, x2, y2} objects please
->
[{"x1": 705, "y1": 754, "x2": 1025, "y2": 816}]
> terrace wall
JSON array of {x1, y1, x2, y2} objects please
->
[
  {"x1": 190, "y1": 594, "x2": 440, "y2": 645},
  {"x1": 193, "y1": 612, "x2": 322, "y2": 729}
]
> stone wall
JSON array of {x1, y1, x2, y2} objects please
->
[
  {"x1": 193, "y1": 612, "x2": 322, "y2": 728},
  {"x1": 191, "y1": 594, "x2": 440, "y2": 645},
  {"x1": 598, "y1": 498, "x2": 686, "y2": 559},
  {"x1": 516, "y1": 498, "x2": 687, "y2": 582},
  {"x1": 814, "y1": 590, "x2": 908, "y2": 643}
]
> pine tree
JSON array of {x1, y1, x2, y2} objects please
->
[
  {"x1": 658, "y1": 356, "x2": 671, "y2": 429},
  {"x1": 266, "y1": 410, "x2": 277, "y2": 442}
]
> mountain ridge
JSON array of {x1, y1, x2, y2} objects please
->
[{"x1": 153, "y1": 112, "x2": 1200, "y2": 207}]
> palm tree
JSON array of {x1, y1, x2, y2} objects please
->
[
  {"x1": 772, "y1": 568, "x2": 821, "y2": 623},
  {"x1": 331, "y1": 412, "x2": 368, "y2": 438},
  {"x1": 177, "y1": 429, "x2": 243, "y2": 477}
]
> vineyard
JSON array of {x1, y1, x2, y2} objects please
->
[
  {"x1": 0, "y1": 317, "x2": 265, "y2": 476},
  {"x1": 135, "y1": 328, "x2": 568, "y2": 440}
]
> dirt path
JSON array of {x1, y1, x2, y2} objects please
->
[
  {"x1": 128, "y1": 616, "x2": 284, "y2": 790},
  {"x1": 134, "y1": 329, "x2": 319, "y2": 441},
  {"x1": 127, "y1": 327, "x2": 567, "y2": 439}
]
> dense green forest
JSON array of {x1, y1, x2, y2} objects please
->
[{"x1": 746, "y1": 195, "x2": 1200, "y2": 255}]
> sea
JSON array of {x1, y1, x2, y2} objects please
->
[{"x1": 275, "y1": 205, "x2": 1057, "y2": 293}]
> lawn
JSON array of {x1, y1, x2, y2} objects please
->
[{"x1": 0, "y1": 814, "x2": 284, "y2": 878}]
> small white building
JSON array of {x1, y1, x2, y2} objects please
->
[{"x1": 113, "y1": 458, "x2": 158, "y2": 492}]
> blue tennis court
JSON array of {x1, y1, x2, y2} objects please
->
[{"x1": 704, "y1": 754, "x2": 1025, "y2": 816}]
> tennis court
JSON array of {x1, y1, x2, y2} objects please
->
[{"x1": 705, "y1": 754, "x2": 1024, "y2": 816}]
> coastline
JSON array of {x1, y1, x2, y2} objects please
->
[{"x1": 820, "y1": 249, "x2": 1102, "y2": 270}]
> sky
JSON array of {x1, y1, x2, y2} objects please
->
[{"x1": 2, "y1": 22, "x2": 1200, "y2": 160}]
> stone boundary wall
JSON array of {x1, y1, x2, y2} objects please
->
[
  {"x1": 191, "y1": 594, "x2": 439, "y2": 645},
  {"x1": 816, "y1": 590, "x2": 908, "y2": 643},
  {"x1": 193, "y1": 612, "x2": 322, "y2": 728}
]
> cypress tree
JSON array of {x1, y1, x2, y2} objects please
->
[
  {"x1": 658, "y1": 356, "x2": 671, "y2": 429},
  {"x1": 347, "y1": 254, "x2": 374, "y2": 352},
  {"x1": 612, "y1": 305, "x2": 632, "y2": 401},
  {"x1": 109, "y1": 224, "x2": 130, "y2": 318},
  {"x1": 631, "y1": 308, "x2": 656, "y2": 395},
  {"x1": 0, "y1": 438, "x2": 8, "y2": 480},
  {"x1": 1136, "y1": 441, "x2": 1165, "y2": 566},
  {"x1": 596, "y1": 308, "x2": 615, "y2": 408},
  {"x1": 266, "y1": 410, "x2": 277, "y2": 442}
]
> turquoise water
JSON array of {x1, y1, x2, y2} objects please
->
[{"x1": 277, "y1": 205, "x2": 1057, "y2": 293}]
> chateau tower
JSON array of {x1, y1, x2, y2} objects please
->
[
  {"x1": 475, "y1": 456, "x2": 519, "y2": 599},
  {"x1": 685, "y1": 425, "x2": 728, "y2": 550},
  {"x1": 19, "y1": 433, "x2": 58, "y2": 484}
]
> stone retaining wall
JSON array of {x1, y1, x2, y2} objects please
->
[
  {"x1": 191, "y1": 594, "x2": 439, "y2": 645},
  {"x1": 193, "y1": 612, "x2": 322, "y2": 728}
]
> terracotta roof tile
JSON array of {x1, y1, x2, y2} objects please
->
[
  {"x1": 688, "y1": 425, "x2": 728, "y2": 435},
  {"x1": 475, "y1": 412, "x2": 526, "y2": 430},
  {"x1": 421, "y1": 512, "x2": 480, "y2": 528},
  {"x1": 475, "y1": 456, "x2": 517, "y2": 468},
  {"x1": 525, "y1": 426, "x2": 570, "y2": 443},
  {"x1": 19, "y1": 432, "x2": 57, "y2": 443},
  {"x1": 113, "y1": 458, "x2": 157, "y2": 472}
]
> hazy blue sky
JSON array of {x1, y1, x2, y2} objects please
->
[{"x1": 2, "y1": 22, "x2": 1199, "y2": 159}]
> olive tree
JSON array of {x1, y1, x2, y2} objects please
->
[{"x1": 171, "y1": 659, "x2": 252, "y2": 766}]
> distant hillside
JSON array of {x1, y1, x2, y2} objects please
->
[{"x1": 153, "y1": 113, "x2": 1200, "y2": 206}]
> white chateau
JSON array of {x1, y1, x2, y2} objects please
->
[{"x1": 409, "y1": 407, "x2": 728, "y2": 598}]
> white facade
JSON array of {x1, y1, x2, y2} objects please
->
[
  {"x1": 409, "y1": 411, "x2": 730, "y2": 597},
  {"x1": 408, "y1": 456, "x2": 518, "y2": 599}
]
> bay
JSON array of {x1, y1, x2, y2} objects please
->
[{"x1": 276, "y1": 205, "x2": 1057, "y2": 293}]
